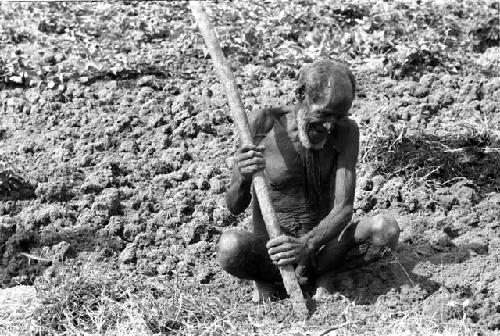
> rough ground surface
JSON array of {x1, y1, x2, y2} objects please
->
[{"x1": 0, "y1": 1, "x2": 499, "y2": 335}]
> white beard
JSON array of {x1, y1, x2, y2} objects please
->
[{"x1": 297, "y1": 107, "x2": 328, "y2": 150}]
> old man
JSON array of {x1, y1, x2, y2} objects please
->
[{"x1": 218, "y1": 60, "x2": 400, "y2": 301}]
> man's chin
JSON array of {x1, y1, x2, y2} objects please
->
[
  {"x1": 298, "y1": 129, "x2": 327, "y2": 150},
  {"x1": 307, "y1": 138, "x2": 328, "y2": 150}
]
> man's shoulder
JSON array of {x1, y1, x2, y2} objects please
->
[
  {"x1": 248, "y1": 106, "x2": 293, "y2": 138},
  {"x1": 332, "y1": 117, "x2": 359, "y2": 152},
  {"x1": 335, "y1": 117, "x2": 359, "y2": 137},
  {"x1": 248, "y1": 106, "x2": 293, "y2": 122}
]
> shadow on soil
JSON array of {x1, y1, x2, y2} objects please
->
[
  {"x1": 317, "y1": 241, "x2": 485, "y2": 306},
  {"x1": 324, "y1": 131, "x2": 499, "y2": 305}
]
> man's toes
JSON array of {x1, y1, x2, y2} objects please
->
[
  {"x1": 312, "y1": 286, "x2": 331, "y2": 301},
  {"x1": 312, "y1": 273, "x2": 336, "y2": 301},
  {"x1": 371, "y1": 215, "x2": 400, "y2": 248},
  {"x1": 252, "y1": 281, "x2": 277, "y2": 303}
]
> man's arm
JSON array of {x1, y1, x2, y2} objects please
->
[
  {"x1": 225, "y1": 108, "x2": 275, "y2": 215},
  {"x1": 304, "y1": 119, "x2": 359, "y2": 251}
]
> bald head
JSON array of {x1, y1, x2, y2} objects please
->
[{"x1": 297, "y1": 60, "x2": 355, "y2": 117}]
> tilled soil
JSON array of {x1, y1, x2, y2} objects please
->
[{"x1": 0, "y1": 1, "x2": 499, "y2": 332}]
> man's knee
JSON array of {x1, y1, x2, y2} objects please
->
[
  {"x1": 371, "y1": 215, "x2": 400, "y2": 249},
  {"x1": 217, "y1": 229, "x2": 250, "y2": 273}
]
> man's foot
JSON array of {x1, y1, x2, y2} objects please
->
[
  {"x1": 312, "y1": 273, "x2": 335, "y2": 301},
  {"x1": 313, "y1": 286, "x2": 331, "y2": 301},
  {"x1": 252, "y1": 281, "x2": 278, "y2": 303}
]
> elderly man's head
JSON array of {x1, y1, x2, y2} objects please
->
[{"x1": 296, "y1": 60, "x2": 355, "y2": 149}]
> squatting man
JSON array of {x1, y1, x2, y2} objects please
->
[{"x1": 218, "y1": 60, "x2": 400, "y2": 301}]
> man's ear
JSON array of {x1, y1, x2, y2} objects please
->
[
  {"x1": 335, "y1": 115, "x2": 350, "y2": 125},
  {"x1": 348, "y1": 70, "x2": 356, "y2": 98}
]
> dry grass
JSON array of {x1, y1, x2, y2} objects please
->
[
  {"x1": 0, "y1": 254, "x2": 486, "y2": 336},
  {"x1": 28, "y1": 256, "x2": 236, "y2": 336},
  {"x1": 0, "y1": 285, "x2": 40, "y2": 336},
  {"x1": 358, "y1": 111, "x2": 500, "y2": 191}
]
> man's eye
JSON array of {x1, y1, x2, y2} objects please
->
[
  {"x1": 318, "y1": 110, "x2": 334, "y2": 118},
  {"x1": 295, "y1": 85, "x2": 305, "y2": 101}
]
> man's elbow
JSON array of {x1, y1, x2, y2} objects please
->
[
  {"x1": 344, "y1": 207, "x2": 353, "y2": 223},
  {"x1": 225, "y1": 192, "x2": 245, "y2": 216},
  {"x1": 226, "y1": 204, "x2": 242, "y2": 216},
  {"x1": 339, "y1": 204, "x2": 353, "y2": 224}
]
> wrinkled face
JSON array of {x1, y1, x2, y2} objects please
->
[
  {"x1": 296, "y1": 103, "x2": 339, "y2": 149},
  {"x1": 295, "y1": 60, "x2": 355, "y2": 150}
]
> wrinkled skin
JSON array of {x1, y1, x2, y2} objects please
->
[{"x1": 219, "y1": 60, "x2": 400, "y2": 301}]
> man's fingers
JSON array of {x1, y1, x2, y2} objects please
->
[
  {"x1": 238, "y1": 150, "x2": 264, "y2": 161},
  {"x1": 240, "y1": 162, "x2": 265, "y2": 175},
  {"x1": 241, "y1": 168, "x2": 259, "y2": 177},
  {"x1": 295, "y1": 264, "x2": 306, "y2": 277},
  {"x1": 239, "y1": 144, "x2": 265, "y2": 153},
  {"x1": 241, "y1": 164, "x2": 265, "y2": 172},
  {"x1": 270, "y1": 250, "x2": 295, "y2": 261},
  {"x1": 266, "y1": 235, "x2": 290, "y2": 249},
  {"x1": 297, "y1": 275, "x2": 309, "y2": 285},
  {"x1": 236, "y1": 146, "x2": 265, "y2": 178},
  {"x1": 276, "y1": 257, "x2": 295, "y2": 266},
  {"x1": 268, "y1": 247, "x2": 291, "y2": 257},
  {"x1": 295, "y1": 257, "x2": 310, "y2": 284},
  {"x1": 239, "y1": 144, "x2": 256, "y2": 152},
  {"x1": 295, "y1": 257, "x2": 309, "y2": 276},
  {"x1": 255, "y1": 145, "x2": 265, "y2": 153},
  {"x1": 268, "y1": 243, "x2": 293, "y2": 256},
  {"x1": 238, "y1": 156, "x2": 265, "y2": 168}
]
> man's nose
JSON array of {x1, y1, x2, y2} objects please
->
[{"x1": 309, "y1": 114, "x2": 334, "y2": 123}]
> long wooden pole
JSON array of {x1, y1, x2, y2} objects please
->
[{"x1": 189, "y1": 2, "x2": 308, "y2": 318}]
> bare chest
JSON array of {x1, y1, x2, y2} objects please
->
[
  {"x1": 254, "y1": 121, "x2": 337, "y2": 235},
  {"x1": 260, "y1": 120, "x2": 337, "y2": 191}
]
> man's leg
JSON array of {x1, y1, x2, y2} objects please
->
[
  {"x1": 217, "y1": 229, "x2": 282, "y2": 301},
  {"x1": 313, "y1": 215, "x2": 400, "y2": 297}
]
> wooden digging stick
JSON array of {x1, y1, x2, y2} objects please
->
[{"x1": 189, "y1": 2, "x2": 309, "y2": 318}]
